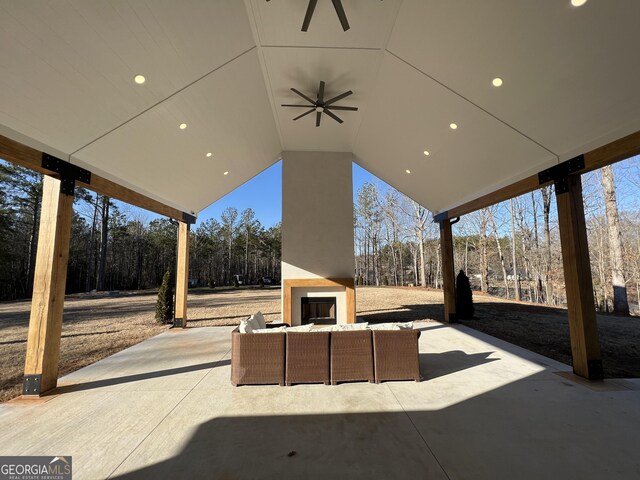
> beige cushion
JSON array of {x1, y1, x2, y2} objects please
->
[
  {"x1": 286, "y1": 324, "x2": 314, "y2": 332},
  {"x1": 315, "y1": 325, "x2": 339, "y2": 332},
  {"x1": 239, "y1": 318, "x2": 254, "y2": 334},
  {"x1": 337, "y1": 323, "x2": 368, "y2": 331},
  {"x1": 368, "y1": 323, "x2": 395, "y2": 331},
  {"x1": 252, "y1": 311, "x2": 267, "y2": 330},
  {"x1": 254, "y1": 326, "x2": 287, "y2": 333},
  {"x1": 395, "y1": 321, "x2": 414, "y2": 330}
]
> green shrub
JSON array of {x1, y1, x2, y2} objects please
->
[{"x1": 155, "y1": 270, "x2": 174, "y2": 324}]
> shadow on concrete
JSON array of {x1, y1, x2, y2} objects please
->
[
  {"x1": 51, "y1": 360, "x2": 230, "y2": 395},
  {"x1": 420, "y1": 351, "x2": 499, "y2": 381},
  {"x1": 358, "y1": 303, "x2": 445, "y2": 323},
  {"x1": 110, "y1": 367, "x2": 640, "y2": 480},
  {"x1": 113, "y1": 411, "x2": 445, "y2": 479}
]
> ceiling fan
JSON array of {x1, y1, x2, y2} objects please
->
[
  {"x1": 266, "y1": 0, "x2": 351, "y2": 32},
  {"x1": 281, "y1": 80, "x2": 358, "y2": 127}
]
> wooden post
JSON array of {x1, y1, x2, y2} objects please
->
[
  {"x1": 174, "y1": 221, "x2": 190, "y2": 327},
  {"x1": 23, "y1": 176, "x2": 74, "y2": 395},
  {"x1": 439, "y1": 219, "x2": 457, "y2": 323},
  {"x1": 556, "y1": 175, "x2": 603, "y2": 379}
]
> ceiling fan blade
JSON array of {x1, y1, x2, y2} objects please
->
[
  {"x1": 293, "y1": 108, "x2": 316, "y2": 121},
  {"x1": 316, "y1": 111, "x2": 322, "y2": 127},
  {"x1": 323, "y1": 109, "x2": 344, "y2": 124},
  {"x1": 324, "y1": 90, "x2": 353, "y2": 106},
  {"x1": 331, "y1": 0, "x2": 350, "y2": 31},
  {"x1": 318, "y1": 80, "x2": 325, "y2": 104},
  {"x1": 325, "y1": 105, "x2": 358, "y2": 111},
  {"x1": 291, "y1": 88, "x2": 316, "y2": 105},
  {"x1": 281, "y1": 104, "x2": 315, "y2": 108},
  {"x1": 302, "y1": 0, "x2": 318, "y2": 32}
]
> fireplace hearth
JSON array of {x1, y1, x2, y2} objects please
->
[{"x1": 301, "y1": 297, "x2": 337, "y2": 325}]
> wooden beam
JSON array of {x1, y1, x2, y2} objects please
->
[
  {"x1": 0, "y1": 133, "x2": 195, "y2": 222},
  {"x1": 582, "y1": 130, "x2": 640, "y2": 174},
  {"x1": 0, "y1": 133, "x2": 50, "y2": 175},
  {"x1": 556, "y1": 175, "x2": 603, "y2": 379},
  {"x1": 283, "y1": 278, "x2": 355, "y2": 325},
  {"x1": 442, "y1": 129, "x2": 640, "y2": 219},
  {"x1": 23, "y1": 176, "x2": 74, "y2": 395},
  {"x1": 174, "y1": 222, "x2": 190, "y2": 327},
  {"x1": 439, "y1": 219, "x2": 457, "y2": 323},
  {"x1": 447, "y1": 174, "x2": 547, "y2": 219}
]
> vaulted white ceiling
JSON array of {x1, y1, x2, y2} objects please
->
[{"x1": 1, "y1": 0, "x2": 639, "y2": 215}]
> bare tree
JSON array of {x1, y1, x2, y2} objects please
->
[
  {"x1": 409, "y1": 200, "x2": 429, "y2": 287},
  {"x1": 601, "y1": 165, "x2": 630, "y2": 314},
  {"x1": 540, "y1": 186, "x2": 554, "y2": 303},
  {"x1": 509, "y1": 198, "x2": 520, "y2": 300},
  {"x1": 487, "y1": 207, "x2": 510, "y2": 298}
]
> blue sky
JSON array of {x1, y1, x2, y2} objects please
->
[
  {"x1": 4, "y1": 154, "x2": 635, "y2": 228},
  {"x1": 194, "y1": 162, "x2": 384, "y2": 228}
]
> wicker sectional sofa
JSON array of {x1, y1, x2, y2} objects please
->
[{"x1": 231, "y1": 325, "x2": 420, "y2": 387}]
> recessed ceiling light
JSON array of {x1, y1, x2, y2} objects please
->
[
  {"x1": 492, "y1": 77, "x2": 503, "y2": 87},
  {"x1": 134, "y1": 74, "x2": 146, "y2": 85},
  {"x1": 423, "y1": 150, "x2": 430, "y2": 156},
  {"x1": 179, "y1": 123, "x2": 187, "y2": 130},
  {"x1": 206, "y1": 152, "x2": 212, "y2": 158},
  {"x1": 223, "y1": 171, "x2": 229, "y2": 176},
  {"x1": 571, "y1": 0, "x2": 587, "y2": 6},
  {"x1": 405, "y1": 169, "x2": 411, "y2": 174},
  {"x1": 450, "y1": 123, "x2": 458, "y2": 130}
]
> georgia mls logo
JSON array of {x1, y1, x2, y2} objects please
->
[{"x1": 0, "y1": 456, "x2": 72, "y2": 480}]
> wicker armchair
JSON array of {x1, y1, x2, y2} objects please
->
[
  {"x1": 372, "y1": 329, "x2": 421, "y2": 383},
  {"x1": 230, "y1": 327, "x2": 286, "y2": 386},
  {"x1": 330, "y1": 330, "x2": 374, "y2": 385},
  {"x1": 285, "y1": 332, "x2": 330, "y2": 386}
]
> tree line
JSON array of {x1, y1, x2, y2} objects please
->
[
  {"x1": 2, "y1": 156, "x2": 639, "y2": 315},
  {"x1": 0, "y1": 161, "x2": 281, "y2": 301},
  {"x1": 354, "y1": 159, "x2": 640, "y2": 315}
]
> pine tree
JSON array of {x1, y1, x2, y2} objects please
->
[
  {"x1": 456, "y1": 270, "x2": 474, "y2": 319},
  {"x1": 155, "y1": 270, "x2": 174, "y2": 324}
]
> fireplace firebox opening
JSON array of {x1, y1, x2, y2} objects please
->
[{"x1": 301, "y1": 297, "x2": 337, "y2": 325}]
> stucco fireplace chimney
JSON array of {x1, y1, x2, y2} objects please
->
[{"x1": 281, "y1": 151, "x2": 356, "y2": 326}]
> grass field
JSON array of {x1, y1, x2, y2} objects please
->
[{"x1": 1, "y1": 286, "x2": 639, "y2": 402}]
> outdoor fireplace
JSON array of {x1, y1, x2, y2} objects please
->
[
  {"x1": 281, "y1": 152, "x2": 356, "y2": 326},
  {"x1": 301, "y1": 296, "x2": 337, "y2": 325}
]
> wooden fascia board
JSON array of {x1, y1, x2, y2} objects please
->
[
  {"x1": 439, "y1": 129, "x2": 640, "y2": 220},
  {"x1": 0, "y1": 133, "x2": 195, "y2": 223}
]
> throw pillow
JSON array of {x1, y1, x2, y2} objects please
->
[
  {"x1": 253, "y1": 311, "x2": 267, "y2": 330},
  {"x1": 239, "y1": 318, "x2": 254, "y2": 334},
  {"x1": 247, "y1": 315, "x2": 261, "y2": 331}
]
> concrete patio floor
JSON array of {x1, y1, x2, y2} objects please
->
[{"x1": 1, "y1": 323, "x2": 639, "y2": 480}]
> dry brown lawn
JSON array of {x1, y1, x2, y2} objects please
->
[{"x1": 1, "y1": 286, "x2": 639, "y2": 402}]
